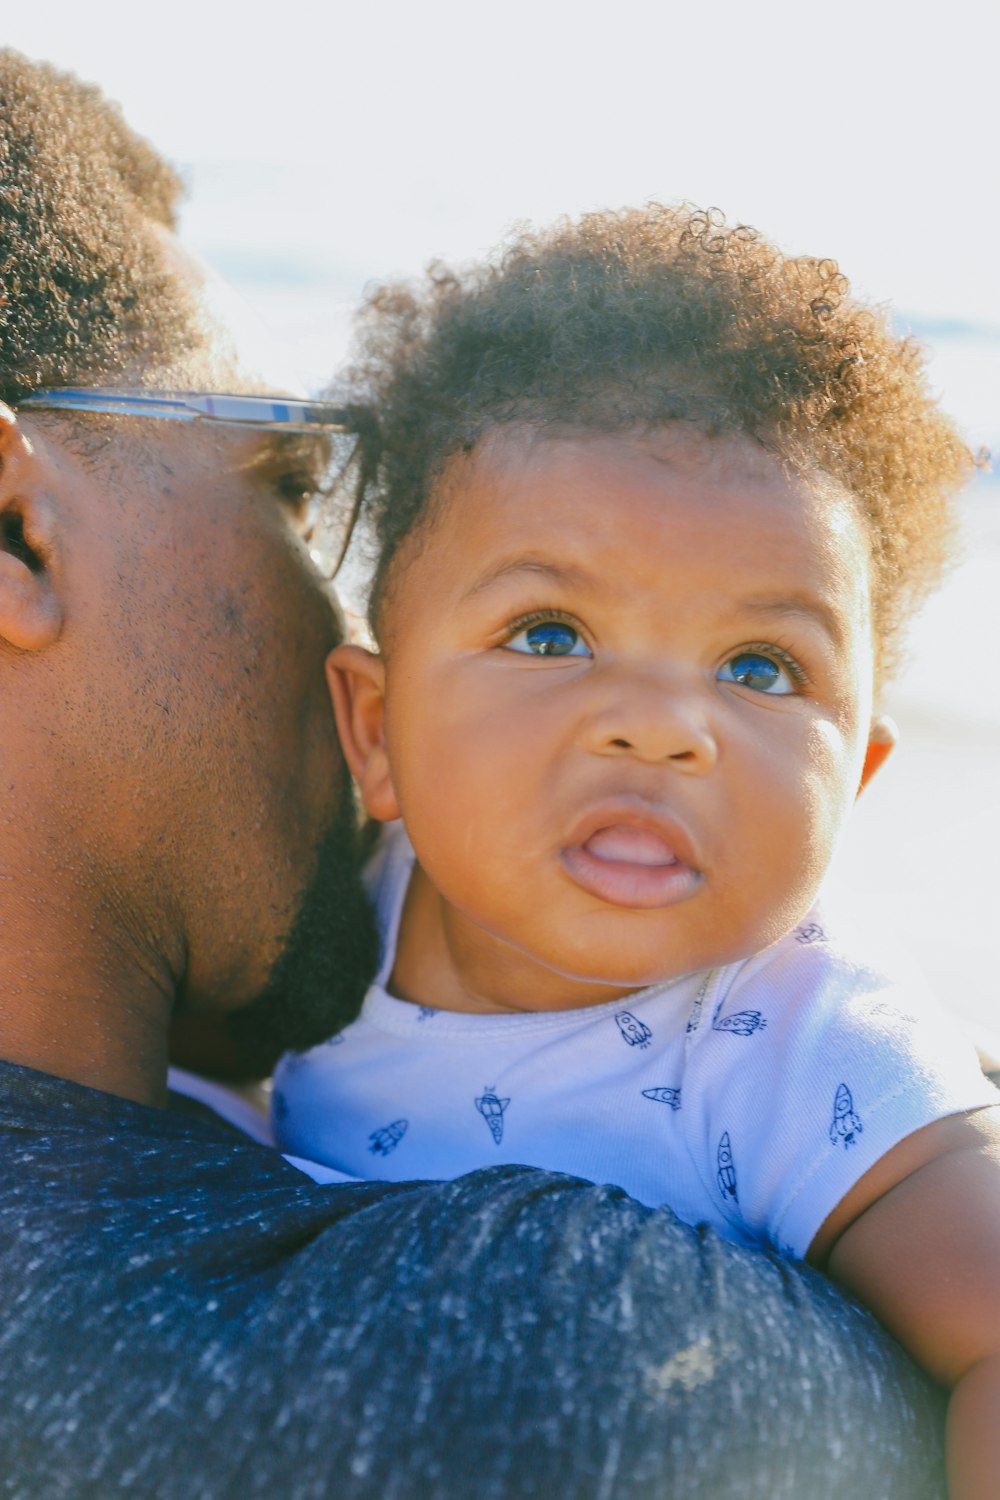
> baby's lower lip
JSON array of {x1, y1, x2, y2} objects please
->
[{"x1": 560, "y1": 824, "x2": 702, "y2": 909}]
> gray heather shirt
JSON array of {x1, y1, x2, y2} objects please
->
[{"x1": 0, "y1": 1059, "x2": 946, "y2": 1498}]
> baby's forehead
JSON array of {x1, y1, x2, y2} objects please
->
[
  {"x1": 441, "y1": 424, "x2": 868, "y2": 553},
  {"x1": 449, "y1": 422, "x2": 835, "y2": 496},
  {"x1": 430, "y1": 426, "x2": 873, "y2": 615}
]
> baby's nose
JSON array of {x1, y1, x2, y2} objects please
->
[{"x1": 582, "y1": 680, "x2": 718, "y2": 771}]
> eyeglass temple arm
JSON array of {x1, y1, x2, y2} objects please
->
[{"x1": 16, "y1": 389, "x2": 357, "y2": 432}]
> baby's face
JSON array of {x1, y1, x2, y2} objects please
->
[{"x1": 370, "y1": 426, "x2": 883, "y2": 1005}]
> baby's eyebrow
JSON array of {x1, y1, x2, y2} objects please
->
[
  {"x1": 462, "y1": 563, "x2": 849, "y2": 647},
  {"x1": 738, "y1": 594, "x2": 845, "y2": 646},
  {"x1": 461, "y1": 557, "x2": 596, "y2": 601}
]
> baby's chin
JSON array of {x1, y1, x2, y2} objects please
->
[
  {"x1": 511, "y1": 949, "x2": 708, "y2": 1007},
  {"x1": 465, "y1": 898, "x2": 809, "y2": 1009},
  {"x1": 524, "y1": 928, "x2": 788, "y2": 1002}
]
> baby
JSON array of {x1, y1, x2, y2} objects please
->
[{"x1": 274, "y1": 206, "x2": 1000, "y2": 1496}]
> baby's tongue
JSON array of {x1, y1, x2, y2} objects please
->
[{"x1": 584, "y1": 825, "x2": 677, "y2": 866}]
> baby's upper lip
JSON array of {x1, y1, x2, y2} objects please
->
[{"x1": 564, "y1": 798, "x2": 700, "y2": 870}]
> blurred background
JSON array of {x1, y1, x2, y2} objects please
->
[{"x1": 6, "y1": 1, "x2": 998, "y2": 1039}]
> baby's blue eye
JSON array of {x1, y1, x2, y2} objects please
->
[
  {"x1": 717, "y1": 651, "x2": 796, "y2": 695},
  {"x1": 506, "y1": 620, "x2": 591, "y2": 657}
]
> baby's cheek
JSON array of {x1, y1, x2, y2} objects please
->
[{"x1": 796, "y1": 721, "x2": 861, "y2": 867}]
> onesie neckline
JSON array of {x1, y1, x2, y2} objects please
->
[{"x1": 363, "y1": 821, "x2": 703, "y2": 1041}]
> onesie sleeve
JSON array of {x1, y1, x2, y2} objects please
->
[{"x1": 681, "y1": 920, "x2": 1000, "y2": 1261}]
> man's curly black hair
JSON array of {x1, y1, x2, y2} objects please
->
[
  {"x1": 341, "y1": 204, "x2": 972, "y2": 685},
  {"x1": 0, "y1": 49, "x2": 195, "y2": 406}
]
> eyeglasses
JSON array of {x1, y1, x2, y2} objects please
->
[
  {"x1": 17, "y1": 387, "x2": 365, "y2": 575},
  {"x1": 16, "y1": 387, "x2": 355, "y2": 433}
]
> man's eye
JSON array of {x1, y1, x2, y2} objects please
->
[
  {"x1": 275, "y1": 473, "x2": 323, "y2": 513},
  {"x1": 505, "y1": 619, "x2": 591, "y2": 658},
  {"x1": 716, "y1": 650, "x2": 798, "y2": 695}
]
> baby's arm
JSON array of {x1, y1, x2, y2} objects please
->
[{"x1": 810, "y1": 1106, "x2": 1000, "y2": 1500}]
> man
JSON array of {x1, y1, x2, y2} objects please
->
[{"x1": 0, "y1": 51, "x2": 949, "y2": 1498}]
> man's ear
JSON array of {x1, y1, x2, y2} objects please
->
[
  {"x1": 326, "y1": 643, "x2": 401, "y2": 822},
  {"x1": 857, "y1": 714, "x2": 898, "y2": 795},
  {"x1": 0, "y1": 405, "x2": 63, "y2": 651}
]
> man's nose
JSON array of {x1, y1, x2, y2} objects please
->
[{"x1": 580, "y1": 671, "x2": 719, "y2": 771}]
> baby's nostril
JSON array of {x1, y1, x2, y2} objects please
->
[{"x1": 611, "y1": 738, "x2": 632, "y2": 749}]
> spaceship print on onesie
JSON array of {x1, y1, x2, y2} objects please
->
[
  {"x1": 829, "y1": 1083, "x2": 863, "y2": 1148},
  {"x1": 616, "y1": 1012, "x2": 653, "y2": 1049},
  {"x1": 642, "y1": 1086, "x2": 682, "y2": 1110},
  {"x1": 369, "y1": 1119, "x2": 408, "y2": 1157},
  {"x1": 712, "y1": 1009, "x2": 767, "y2": 1037},
  {"x1": 717, "y1": 1131, "x2": 738, "y2": 1202},
  {"x1": 475, "y1": 1086, "x2": 510, "y2": 1145}
]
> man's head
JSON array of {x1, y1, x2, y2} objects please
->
[
  {"x1": 0, "y1": 51, "x2": 196, "y2": 401},
  {"x1": 0, "y1": 53, "x2": 375, "y2": 1099}
]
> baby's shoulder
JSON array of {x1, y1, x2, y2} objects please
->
[{"x1": 708, "y1": 909, "x2": 941, "y2": 1056}]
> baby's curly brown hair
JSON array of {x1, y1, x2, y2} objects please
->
[{"x1": 343, "y1": 204, "x2": 972, "y2": 684}]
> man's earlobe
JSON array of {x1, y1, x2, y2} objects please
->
[
  {"x1": 858, "y1": 715, "x2": 898, "y2": 795},
  {"x1": 0, "y1": 405, "x2": 63, "y2": 651},
  {"x1": 326, "y1": 643, "x2": 401, "y2": 822}
]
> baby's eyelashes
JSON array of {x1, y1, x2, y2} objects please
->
[
  {"x1": 496, "y1": 613, "x2": 811, "y2": 699},
  {"x1": 715, "y1": 648, "x2": 804, "y2": 696},
  {"x1": 503, "y1": 614, "x2": 592, "y2": 658}
]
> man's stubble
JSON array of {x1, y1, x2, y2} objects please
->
[{"x1": 226, "y1": 790, "x2": 380, "y2": 1076}]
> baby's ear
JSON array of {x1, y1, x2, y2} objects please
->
[
  {"x1": 326, "y1": 644, "x2": 401, "y2": 822},
  {"x1": 857, "y1": 715, "x2": 898, "y2": 795}
]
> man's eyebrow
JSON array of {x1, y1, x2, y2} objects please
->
[
  {"x1": 461, "y1": 557, "x2": 597, "y2": 601},
  {"x1": 245, "y1": 430, "x2": 332, "y2": 474}
]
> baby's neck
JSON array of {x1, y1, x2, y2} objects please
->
[{"x1": 388, "y1": 862, "x2": 649, "y2": 1016}]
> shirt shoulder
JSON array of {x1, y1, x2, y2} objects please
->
[{"x1": 680, "y1": 913, "x2": 999, "y2": 1257}]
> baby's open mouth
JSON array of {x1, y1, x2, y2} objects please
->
[
  {"x1": 584, "y1": 825, "x2": 679, "y2": 866},
  {"x1": 562, "y1": 818, "x2": 701, "y2": 910}
]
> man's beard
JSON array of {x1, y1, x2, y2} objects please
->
[{"x1": 225, "y1": 793, "x2": 380, "y2": 1077}]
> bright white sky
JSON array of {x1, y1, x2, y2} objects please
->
[
  {"x1": 4, "y1": 0, "x2": 998, "y2": 438},
  {"x1": 6, "y1": 1, "x2": 998, "y2": 306},
  {"x1": 6, "y1": 5, "x2": 992, "y2": 539}
]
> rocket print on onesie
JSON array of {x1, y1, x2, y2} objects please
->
[{"x1": 476, "y1": 1087, "x2": 510, "y2": 1145}]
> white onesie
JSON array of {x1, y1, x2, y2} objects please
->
[{"x1": 272, "y1": 823, "x2": 998, "y2": 1259}]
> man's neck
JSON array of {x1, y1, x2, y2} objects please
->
[{"x1": 0, "y1": 865, "x2": 176, "y2": 1106}]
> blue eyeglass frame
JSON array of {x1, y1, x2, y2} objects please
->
[
  {"x1": 17, "y1": 387, "x2": 364, "y2": 575},
  {"x1": 16, "y1": 387, "x2": 355, "y2": 433}
]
